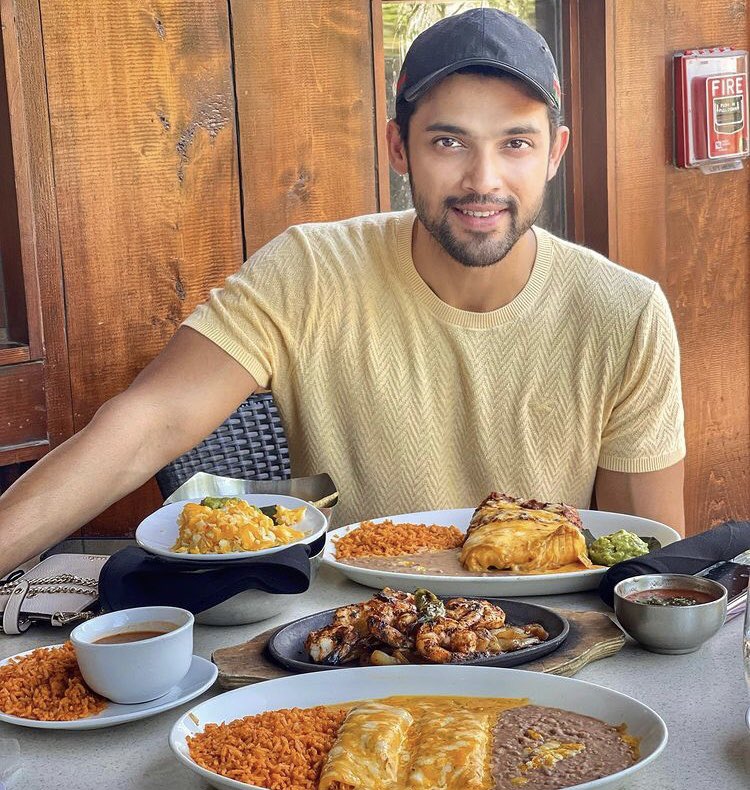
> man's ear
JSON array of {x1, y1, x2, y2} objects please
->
[
  {"x1": 547, "y1": 125, "x2": 570, "y2": 181},
  {"x1": 386, "y1": 119, "x2": 409, "y2": 176}
]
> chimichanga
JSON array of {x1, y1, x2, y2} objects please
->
[{"x1": 460, "y1": 492, "x2": 592, "y2": 572}]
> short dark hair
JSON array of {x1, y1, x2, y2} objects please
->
[{"x1": 394, "y1": 65, "x2": 563, "y2": 150}]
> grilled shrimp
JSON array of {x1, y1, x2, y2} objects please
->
[
  {"x1": 373, "y1": 588, "x2": 416, "y2": 611},
  {"x1": 363, "y1": 588, "x2": 420, "y2": 647},
  {"x1": 366, "y1": 610, "x2": 417, "y2": 648},
  {"x1": 304, "y1": 624, "x2": 362, "y2": 664},
  {"x1": 331, "y1": 602, "x2": 370, "y2": 635},
  {"x1": 444, "y1": 597, "x2": 506, "y2": 629},
  {"x1": 414, "y1": 617, "x2": 478, "y2": 663}
]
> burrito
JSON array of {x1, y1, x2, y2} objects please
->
[
  {"x1": 460, "y1": 492, "x2": 591, "y2": 573},
  {"x1": 318, "y1": 701, "x2": 413, "y2": 789}
]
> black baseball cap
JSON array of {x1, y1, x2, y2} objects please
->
[{"x1": 395, "y1": 8, "x2": 561, "y2": 110}]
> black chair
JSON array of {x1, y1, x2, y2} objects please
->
[{"x1": 154, "y1": 392, "x2": 291, "y2": 499}]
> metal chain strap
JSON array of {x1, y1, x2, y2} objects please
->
[{"x1": 0, "y1": 574, "x2": 98, "y2": 598}]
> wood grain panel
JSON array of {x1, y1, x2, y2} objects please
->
[
  {"x1": 231, "y1": 0, "x2": 379, "y2": 253},
  {"x1": 3, "y1": 0, "x2": 73, "y2": 448},
  {"x1": 0, "y1": 362, "x2": 46, "y2": 447},
  {"x1": 0, "y1": 345, "x2": 30, "y2": 365},
  {"x1": 566, "y1": 0, "x2": 614, "y2": 256},
  {"x1": 38, "y1": 0, "x2": 243, "y2": 535},
  {"x1": 609, "y1": 1, "x2": 749, "y2": 535},
  {"x1": 370, "y1": 0, "x2": 391, "y2": 212},
  {"x1": 664, "y1": 2, "x2": 750, "y2": 533}
]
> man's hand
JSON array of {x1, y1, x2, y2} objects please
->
[
  {"x1": 0, "y1": 327, "x2": 258, "y2": 576},
  {"x1": 594, "y1": 461, "x2": 686, "y2": 537}
]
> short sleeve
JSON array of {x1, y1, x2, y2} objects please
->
[
  {"x1": 181, "y1": 228, "x2": 314, "y2": 390},
  {"x1": 598, "y1": 284, "x2": 686, "y2": 473}
]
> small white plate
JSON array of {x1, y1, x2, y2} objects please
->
[
  {"x1": 0, "y1": 649, "x2": 217, "y2": 730},
  {"x1": 136, "y1": 494, "x2": 327, "y2": 561},
  {"x1": 324, "y1": 508, "x2": 681, "y2": 596},
  {"x1": 746, "y1": 706, "x2": 750, "y2": 731},
  {"x1": 169, "y1": 665, "x2": 668, "y2": 790}
]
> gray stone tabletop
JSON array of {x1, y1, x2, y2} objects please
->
[{"x1": 1, "y1": 565, "x2": 748, "y2": 790}]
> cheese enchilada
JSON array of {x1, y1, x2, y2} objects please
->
[
  {"x1": 404, "y1": 709, "x2": 492, "y2": 789},
  {"x1": 318, "y1": 701, "x2": 413, "y2": 789}
]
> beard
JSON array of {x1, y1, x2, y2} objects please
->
[{"x1": 409, "y1": 172, "x2": 546, "y2": 268}]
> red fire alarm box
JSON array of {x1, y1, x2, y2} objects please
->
[{"x1": 674, "y1": 48, "x2": 749, "y2": 172}]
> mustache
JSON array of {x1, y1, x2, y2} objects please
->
[{"x1": 444, "y1": 195, "x2": 518, "y2": 211}]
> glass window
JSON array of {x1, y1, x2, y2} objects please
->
[{"x1": 382, "y1": 0, "x2": 566, "y2": 238}]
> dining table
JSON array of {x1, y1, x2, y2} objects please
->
[{"x1": 1, "y1": 562, "x2": 748, "y2": 790}]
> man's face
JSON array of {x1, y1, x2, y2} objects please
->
[{"x1": 387, "y1": 73, "x2": 568, "y2": 268}]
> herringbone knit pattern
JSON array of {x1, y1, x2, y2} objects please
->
[{"x1": 184, "y1": 211, "x2": 685, "y2": 527}]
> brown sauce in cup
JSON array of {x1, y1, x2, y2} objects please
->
[
  {"x1": 94, "y1": 626, "x2": 174, "y2": 644},
  {"x1": 625, "y1": 588, "x2": 716, "y2": 607}
]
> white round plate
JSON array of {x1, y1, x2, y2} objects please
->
[
  {"x1": 169, "y1": 664, "x2": 668, "y2": 790},
  {"x1": 0, "y1": 649, "x2": 217, "y2": 730},
  {"x1": 324, "y1": 508, "x2": 681, "y2": 596},
  {"x1": 136, "y1": 494, "x2": 327, "y2": 561}
]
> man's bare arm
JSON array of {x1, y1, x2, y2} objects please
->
[
  {"x1": 0, "y1": 327, "x2": 258, "y2": 575},
  {"x1": 594, "y1": 461, "x2": 686, "y2": 537}
]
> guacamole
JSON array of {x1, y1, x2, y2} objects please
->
[{"x1": 588, "y1": 529, "x2": 650, "y2": 566}]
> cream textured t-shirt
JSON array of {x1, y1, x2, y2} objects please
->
[{"x1": 184, "y1": 210, "x2": 685, "y2": 527}]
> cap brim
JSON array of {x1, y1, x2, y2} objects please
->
[{"x1": 402, "y1": 57, "x2": 558, "y2": 108}]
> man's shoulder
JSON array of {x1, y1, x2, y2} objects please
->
[
  {"x1": 250, "y1": 210, "x2": 409, "y2": 278},
  {"x1": 282, "y1": 211, "x2": 410, "y2": 250},
  {"x1": 540, "y1": 228, "x2": 657, "y2": 314}
]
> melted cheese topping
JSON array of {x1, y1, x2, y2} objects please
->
[
  {"x1": 520, "y1": 739, "x2": 586, "y2": 772},
  {"x1": 460, "y1": 517, "x2": 591, "y2": 573},
  {"x1": 322, "y1": 696, "x2": 527, "y2": 790},
  {"x1": 404, "y1": 710, "x2": 491, "y2": 789},
  {"x1": 172, "y1": 500, "x2": 304, "y2": 554},
  {"x1": 318, "y1": 701, "x2": 413, "y2": 789}
]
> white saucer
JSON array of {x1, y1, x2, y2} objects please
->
[
  {"x1": 746, "y1": 706, "x2": 750, "y2": 731},
  {"x1": 0, "y1": 648, "x2": 217, "y2": 730}
]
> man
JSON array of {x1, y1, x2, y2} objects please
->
[{"x1": 0, "y1": 9, "x2": 685, "y2": 577}]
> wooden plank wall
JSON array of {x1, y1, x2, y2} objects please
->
[
  {"x1": 2, "y1": 0, "x2": 74, "y2": 452},
  {"x1": 34, "y1": 0, "x2": 379, "y2": 536},
  {"x1": 37, "y1": 0, "x2": 244, "y2": 534},
  {"x1": 230, "y1": 0, "x2": 379, "y2": 253},
  {"x1": 608, "y1": 1, "x2": 749, "y2": 535}
]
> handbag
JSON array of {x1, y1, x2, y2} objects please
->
[{"x1": 0, "y1": 553, "x2": 107, "y2": 634}]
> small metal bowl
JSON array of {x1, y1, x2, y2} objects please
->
[
  {"x1": 613, "y1": 573, "x2": 727, "y2": 654},
  {"x1": 195, "y1": 540, "x2": 325, "y2": 627}
]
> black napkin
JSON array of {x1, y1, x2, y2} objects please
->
[
  {"x1": 598, "y1": 520, "x2": 750, "y2": 607},
  {"x1": 98, "y1": 534, "x2": 325, "y2": 614}
]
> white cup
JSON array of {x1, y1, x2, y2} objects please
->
[{"x1": 70, "y1": 606, "x2": 194, "y2": 704}]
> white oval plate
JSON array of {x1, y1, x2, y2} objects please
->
[
  {"x1": 136, "y1": 494, "x2": 327, "y2": 561},
  {"x1": 324, "y1": 508, "x2": 681, "y2": 596},
  {"x1": 0, "y1": 649, "x2": 217, "y2": 730},
  {"x1": 169, "y1": 664, "x2": 667, "y2": 790}
]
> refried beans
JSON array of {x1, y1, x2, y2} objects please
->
[{"x1": 491, "y1": 705, "x2": 637, "y2": 789}]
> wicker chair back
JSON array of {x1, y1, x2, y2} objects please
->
[{"x1": 154, "y1": 392, "x2": 291, "y2": 498}]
